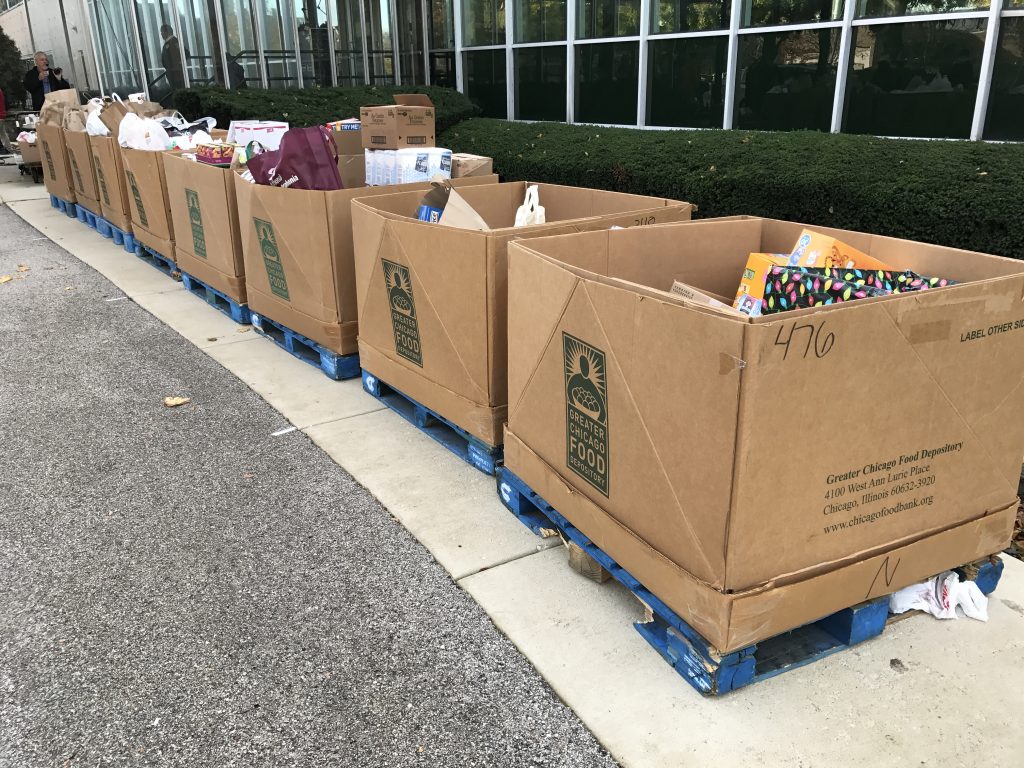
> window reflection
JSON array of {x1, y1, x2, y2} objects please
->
[
  {"x1": 516, "y1": 46, "x2": 566, "y2": 120},
  {"x1": 576, "y1": 41, "x2": 639, "y2": 124},
  {"x1": 743, "y1": 0, "x2": 844, "y2": 27},
  {"x1": 734, "y1": 29, "x2": 839, "y2": 131},
  {"x1": 516, "y1": 0, "x2": 567, "y2": 43},
  {"x1": 652, "y1": 0, "x2": 730, "y2": 34},
  {"x1": 856, "y1": 0, "x2": 987, "y2": 18},
  {"x1": 843, "y1": 19, "x2": 986, "y2": 139},
  {"x1": 983, "y1": 18, "x2": 1024, "y2": 141},
  {"x1": 577, "y1": 0, "x2": 640, "y2": 39},
  {"x1": 463, "y1": 0, "x2": 506, "y2": 46},
  {"x1": 464, "y1": 49, "x2": 507, "y2": 117},
  {"x1": 648, "y1": 36, "x2": 728, "y2": 127}
]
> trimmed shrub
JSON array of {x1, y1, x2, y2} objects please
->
[
  {"x1": 440, "y1": 118, "x2": 1024, "y2": 259},
  {"x1": 174, "y1": 85, "x2": 479, "y2": 134}
]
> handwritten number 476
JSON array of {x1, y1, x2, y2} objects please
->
[{"x1": 774, "y1": 321, "x2": 835, "y2": 361}]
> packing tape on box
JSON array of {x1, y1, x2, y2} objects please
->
[
  {"x1": 719, "y1": 353, "x2": 747, "y2": 375},
  {"x1": 908, "y1": 320, "x2": 952, "y2": 344}
]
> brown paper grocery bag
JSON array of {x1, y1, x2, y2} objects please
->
[
  {"x1": 62, "y1": 107, "x2": 87, "y2": 132},
  {"x1": 42, "y1": 89, "x2": 81, "y2": 108}
]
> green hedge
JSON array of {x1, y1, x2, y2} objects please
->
[
  {"x1": 173, "y1": 85, "x2": 479, "y2": 134},
  {"x1": 440, "y1": 118, "x2": 1024, "y2": 260}
]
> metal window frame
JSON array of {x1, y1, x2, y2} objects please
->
[
  {"x1": 168, "y1": 0, "x2": 192, "y2": 88},
  {"x1": 505, "y1": 0, "x2": 514, "y2": 117},
  {"x1": 212, "y1": 0, "x2": 231, "y2": 87},
  {"x1": 971, "y1": 0, "x2": 1005, "y2": 139}
]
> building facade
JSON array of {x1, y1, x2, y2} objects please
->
[{"x1": 2, "y1": 0, "x2": 1022, "y2": 140}]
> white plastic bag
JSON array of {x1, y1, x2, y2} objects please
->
[
  {"x1": 889, "y1": 571, "x2": 989, "y2": 621},
  {"x1": 86, "y1": 109, "x2": 111, "y2": 137},
  {"x1": 118, "y1": 112, "x2": 171, "y2": 151},
  {"x1": 514, "y1": 184, "x2": 545, "y2": 227},
  {"x1": 84, "y1": 97, "x2": 105, "y2": 117}
]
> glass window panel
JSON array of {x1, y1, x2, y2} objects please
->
[
  {"x1": 296, "y1": 0, "x2": 332, "y2": 86},
  {"x1": 463, "y1": 0, "x2": 506, "y2": 46},
  {"x1": 648, "y1": 35, "x2": 728, "y2": 127},
  {"x1": 856, "y1": 0, "x2": 987, "y2": 18},
  {"x1": 364, "y1": 0, "x2": 395, "y2": 83},
  {"x1": 395, "y1": 0, "x2": 426, "y2": 84},
  {"x1": 464, "y1": 48, "x2": 507, "y2": 117},
  {"x1": 430, "y1": 0, "x2": 455, "y2": 48},
  {"x1": 430, "y1": 51, "x2": 456, "y2": 86},
  {"x1": 652, "y1": 0, "x2": 730, "y2": 34},
  {"x1": 334, "y1": 0, "x2": 365, "y2": 85},
  {"x1": 87, "y1": 0, "x2": 145, "y2": 95},
  {"x1": 576, "y1": 41, "x2": 639, "y2": 123},
  {"x1": 515, "y1": 0, "x2": 567, "y2": 43},
  {"x1": 171, "y1": 0, "x2": 219, "y2": 87},
  {"x1": 578, "y1": 0, "x2": 640, "y2": 38},
  {"x1": 133, "y1": 0, "x2": 180, "y2": 104},
  {"x1": 219, "y1": 0, "x2": 259, "y2": 87},
  {"x1": 843, "y1": 19, "x2": 986, "y2": 139},
  {"x1": 257, "y1": 0, "x2": 301, "y2": 86},
  {"x1": 734, "y1": 29, "x2": 839, "y2": 131},
  {"x1": 985, "y1": 18, "x2": 1024, "y2": 140},
  {"x1": 743, "y1": 0, "x2": 844, "y2": 27},
  {"x1": 515, "y1": 45, "x2": 567, "y2": 119}
]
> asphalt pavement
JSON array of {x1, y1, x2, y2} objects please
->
[{"x1": 0, "y1": 206, "x2": 617, "y2": 768}]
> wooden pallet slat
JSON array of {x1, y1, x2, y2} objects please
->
[
  {"x1": 250, "y1": 312, "x2": 360, "y2": 381},
  {"x1": 495, "y1": 466, "x2": 1004, "y2": 696},
  {"x1": 362, "y1": 370, "x2": 503, "y2": 475},
  {"x1": 180, "y1": 271, "x2": 251, "y2": 325}
]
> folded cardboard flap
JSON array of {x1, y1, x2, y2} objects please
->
[
  {"x1": 392, "y1": 94, "x2": 434, "y2": 107},
  {"x1": 504, "y1": 428, "x2": 1015, "y2": 653}
]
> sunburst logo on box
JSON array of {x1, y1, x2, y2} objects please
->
[
  {"x1": 186, "y1": 189, "x2": 207, "y2": 258},
  {"x1": 254, "y1": 218, "x2": 289, "y2": 300},
  {"x1": 563, "y1": 332, "x2": 609, "y2": 496},
  {"x1": 382, "y1": 258, "x2": 422, "y2": 367}
]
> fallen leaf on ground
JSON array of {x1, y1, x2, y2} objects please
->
[
  {"x1": 207, "y1": 337, "x2": 218, "y2": 342},
  {"x1": 237, "y1": 327, "x2": 252, "y2": 334},
  {"x1": 16, "y1": 265, "x2": 29, "y2": 272},
  {"x1": 0, "y1": 276, "x2": 12, "y2": 284},
  {"x1": 163, "y1": 396, "x2": 191, "y2": 408}
]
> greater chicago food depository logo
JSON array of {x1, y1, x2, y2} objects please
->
[
  {"x1": 185, "y1": 189, "x2": 207, "y2": 258},
  {"x1": 125, "y1": 169, "x2": 148, "y2": 226},
  {"x1": 382, "y1": 258, "x2": 422, "y2": 367},
  {"x1": 254, "y1": 218, "x2": 289, "y2": 300},
  {"x1": 563, "y1": 332, "x2": 609, "y2": 495}
]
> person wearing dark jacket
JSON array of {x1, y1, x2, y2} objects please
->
[{"x1": 24, "y1": 51, "x2": 71, "y2": 111}]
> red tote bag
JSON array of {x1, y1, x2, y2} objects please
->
[{"x1": 247, "y1": 126, "x2": 344, "y2": 191}]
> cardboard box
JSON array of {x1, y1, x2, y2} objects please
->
[
  {"x1": 62, "y1": 129, "x2": 101, "y2": 215},
  {"x1": 337, "y1": 154, "x2": 365, "y2": 189},
  {"x1": 503, "y1": 216, "x2": 1024, "y2": 652},
  {"x1": 120, "y1": 147, "x2": 176, "y2": 258},
  {"x1": 360, "y1": 95, "x2": 435, "y2": 150},
  {"x1": 164, "y1": 152, "x2": 246, "y2": 304},
  {"x1": 90, "y1": 135, "x2": 133, "y2": 233},
  {"x1": 234, "y1": 174, "x2": 498, "y2": 357},
  {"x1": 452, "y1": 153, "x2": 493, "y2": 179},
  {"x1": 351, "y1": 182, "x2": 696, "y2": 447},
  {"x1": 18, "y1": 140, "x2": 40, "y2": 165},
  {"x1": 36, "y1": 123, "x2": 76, "y2": 202},
  {"x1": 330, "y1": 120, "x2": 363, "y2": 154}
]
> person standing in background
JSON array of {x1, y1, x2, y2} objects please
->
[
  {"x1": 160, "y1": 25, "x2": 186, "y2": 91},
  {"x1": 23, "y1": 52, "x2": 71, "y2": 111}
]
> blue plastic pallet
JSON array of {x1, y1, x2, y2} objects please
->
[
  {"x1": 250, "y1": 312, "x2": 360, "y2": 381},
  {"x1": 49, "y1": 194, "x2": 77, "y2": 218},
  {"x1": 133, "y1": 244, "x2": 180, "y2": 280},
  {"x1": 180, "y1": 271, "x2": 251, "y2": 325},
  {"x1": 95, "y1": 216, "x2": 137, "y2": 254},
  {"x1": 76, "y1": 203, "x2": 99, "y2": 230},
  {"x1": 362, "y1": 370, "x2": 503, "y2": 475},
  {"x1": 495, "y1": 466, "x2": 1004, "y2": 696}
]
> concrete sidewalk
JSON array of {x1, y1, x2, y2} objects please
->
[
  {"x1": 4, "y1": 167, "x2": 1023, "y2": 767},
  {"x1": 0, "y1": 204, "x2": 615, "y2": 768}
]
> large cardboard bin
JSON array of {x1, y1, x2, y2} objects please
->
[
  {"x1": 351, "y1": 182, "x2": 696, "y2": 448},
  {"x1": 234, "y1": 175, "x2": 498, "y2": 357},
  {"x1": 62, "y1": 128, "x2": 101, "y2": 215},
  {"x1": 121, "y1": 147, "x2": 176, "y2": 258},
  {"x1": 164, "y1": 153, "x2": 246, "y2": 304},
  {"x1": 90, "y1": 135, "x2": 133, "y2": 233},
  {"x1": 504, "y1": 216, "x2": 1024, "y2": 653},
  {"x1": 37, "y1": 123, "x2": 76, "y2": 202}
]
